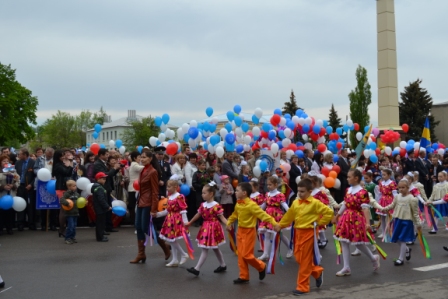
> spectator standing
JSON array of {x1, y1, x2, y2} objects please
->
[
  {"x1": 34, "y1": 147, "x2": 56, "y2": 231},
  {"x1": 15, "y1": 148, "x2": 37, "y2": 231}
]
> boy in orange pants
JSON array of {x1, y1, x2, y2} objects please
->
[
  {"x1": 227, "y1": 182, "x2": 280, "y2": 284},
  {"x1": 276, "y1": 178, "x2": 333, "y2": 296}
]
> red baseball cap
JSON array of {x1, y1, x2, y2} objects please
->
[{"x1": 95, "y1": 172, "x2": 108, "y2": 180}]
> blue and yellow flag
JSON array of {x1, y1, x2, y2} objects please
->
[{"x1": 420, "y1": 117, "x2": 431, "y2": 151}]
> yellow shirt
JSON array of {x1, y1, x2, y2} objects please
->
[
  {"x1": 227, "y1": 197, "x2": 277, "y2": 228},
  {"x1": 279, "y1": 196, "x2": 333, "y2": 229}
]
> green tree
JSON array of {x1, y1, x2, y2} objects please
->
[
  {"x1": 122, "y1": 116, "x2": 160, "y2": 147},
  {"x1": 328, "y1": 103, "x2": 342, "y2": 130},
  {"x1": 349, "y1": 65, "x2": 372, "y2": 148},
  {"x1": 0, "y1": 63, "x2": 38, "y2": 145},
  {"x1": 282, "y1": 90, "x2": 304, "y2": 116},
  {"x1": 399, "y1": 79, "x2": 439, "y2": 141},
  {"x1": 40, "y1": 111, "x2": 78, "y2": 148},
  {"x1": 74, "y1": 108, "x2": 109, "y2": 146}
]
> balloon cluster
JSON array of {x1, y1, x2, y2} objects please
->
[{"x1": 380, "y1": 130, "x2": 401, "y2": 144}]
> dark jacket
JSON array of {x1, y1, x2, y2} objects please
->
[
  {"x1": 429, "y1": 164, "x2": 445, "y2": 183},
  {"x1": 157, "y1": 160, "x2": 172, "y2": 197},
  {"x1": 93, "y1": 159, "x2": 119, "y2": 193},
  {"x1": 415, "y1": 157, "x2": 429, "y2": 183},
  {"x1": 403, "y1": 158, "x2": 415, "y2": 174},
  {"x1": 289, "y1": 163, "x2": 303, "y2": 195},
  {"x1": 15, "y1": 158, "x2": 36, "y2": 186},
  {"x1": 92, "y1": 183, "x2": 110, "y2": 214},
  {"x1": 222, "y1": 159, "x2": 238, "y2": 180},
  {"x1": 60, "y1": 190, "x2": 80, "y2": 216},
  {"x1": 52, "y1": 162, "x2": 74, "y2": 191}
]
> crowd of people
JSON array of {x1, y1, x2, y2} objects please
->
[{"x1": 1, "y1": 143, "x2": 448, "y2": 295}]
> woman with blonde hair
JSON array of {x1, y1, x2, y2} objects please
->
[{"x1": 171, "y1": 154, "x2": 187, "y2": 184}]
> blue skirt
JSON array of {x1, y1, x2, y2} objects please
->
[
  {"x1": 434, "y1": 203, "x2": 448, "y2": 217},
  {"x1": 391, "y1": 219, "x2": 415, "y2": 243}
]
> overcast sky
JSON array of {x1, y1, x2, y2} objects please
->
[{"x1": 1, "y1": 0, "x2": 447, "y2": 127}]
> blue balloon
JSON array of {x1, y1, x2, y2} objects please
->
[
  {"x1": 323, "y1": 120, "x2": 328, "y2": 128},
  {"x1": 408, "y1": 139, "x2": 415, "y2": 145},
  {"x1": 284, "y1": 113, "x2": 291, "y2": 119},
  {"x1": 278, "y1": 130, "x2": 285, "y2": 139},
  {"x1": 392, "y1": 149, "x2": 399, "y2": 156},
  {"x1": 206, "y1": 107, "x2": 214, "y2": 117},
  {"x1": 226, "y1": 111, "x2": 235, "y2": 121},
  {"x1": 312, "y1": 125, "x2": 321, "y2": 134},
  {"x1": 197, "y1": 123, "x2": 203, "y2": 130},
  {"x1": 262, "y1": 123, "x2": 271, "y2": 132},
  {"x1": 81, "y1": 146, "x2": 86, "y2": 151},
  {"x1": 273, "y1": 108, "x2": 282, "y2": 115},
  {"x1": 236, "y1": 144, "x2": 244, "y2": 154},
  {"x1": 333, "y1": 155, "x2": 339, "y2": 163},
  {"x1": 242, "y1": 123, "x2": 250, "y2": 133},
  {"x1": 364, "y1": 126, "x2": 369, "y2": 133},
  {"x1": 225, "y1": 133, "x2": 235, "y2": 144},
  {"x1": 0, "y1": 195, "x2": 14, "y2": 210},
  {"x1": 296, "y1": 109, "x2": 303, "y2": 116},
  {"x1": 336, "y1": 128, "x2": 343, "y2": 135},
  {"x1": 268, "y1": 130, "x2": 276, "y2": 141},
  {"x1": 188, "y1": 127, "x2": 199, "y2": 139},
  {"x1": 296, "y1": 142, "x2": 303, "y2": 147},
  {"x1": 234, "y1": 105, "x2": 242, "y2": 114},
  {"x1": 252, "y1": 115, "x2": 260, "y2": 125},
  {"x1": 203, "y1": 143, "x2": 208, "y2": 150},
  {"x1": 370, "y1": 155, "x2": 378, "y2": 163},
  {"x1": 225, "y1": 142, "x2": 235, "y2": 152},
  {"x1": 183, "y1": 134, "x2": 190, "y2": 142},
  {"x1": 405, "y1": 144, "x2": 413, "y2": 152},
  {"x1": 295, "y1": 150, "x2": 304, "y2": 158},
  {"x1": 86, "y1": 143, "x2": 90, "y2": 147},
  {"x1": 154, "y1": 117, "x2": 163, "y2": 127},
  {"x1": 432, "y1": 143, "x2": 439, "y2": 150},
  {"x1": 286, "y1": 120, "x2": 295, "y2": 130},
  {"x1": 180, "y1": 184, "x2": 190, "y2": 196},
  {"x1": 94, "y1": 124, "x2": 102, "y2": 133},
  {"x1": 259, "y1": 161, "x2": 268, "y2": 172},
  {"x1": 209, "y1": 124, "x2": 217, "y2": 132},
  {"x1": 203, "y1": 122, "x2": 210, "y2": 132},
  {"x1": 115, "y1": 140, "x2": 123, "y2": 148},
  {"x1": 137, "y1": 146, "x2": 143, "y2": 153},
  {"x1": 234, "y1": 116, "x2": 242, "y2": 127},
  {"x1": 343, "y1": 124, "x2": 349, "y2": 132},
  {"x1": 46, "y1": 180, "x2": 56, "y2": 195},
  {"x1": 92, "y1": 132, "x2": 98, "y2": 139},
  {"x1": 225, "y1": 123, "x2": 233, "y2": 132},
  {"x1": 326, "y1": 126, "x2": 333, "y2": 135},
  {"x1": 369, "y1": 142, "x2": 377, "y2": 150},
  {"x1": 112, "y1": 206, "x2": 126, "y2": 217},
  {"x1": 302, "y1": 124, "x2": 310, "y2": 133},
  {"x1": 162, "y1": 113, "x2": 170, "y2": 124},
  {"x1": 210, "y1": 135, "x2": 220, "y2": 146},
  {"x1": 428, "y1": 148, "x2": 434, "y2": 154},
  {"x1": 100, "y1": 144, "x2": 105, "y2": 149},
  {"x1": 302, "y1": 113, "x2": 308, "y2": 118},
  {"x1": 277, "y1": 141, "x2": 284, "y2": 149},
  {"x1": 156, "y1": 140, "x2": 161, "y2": 146}
]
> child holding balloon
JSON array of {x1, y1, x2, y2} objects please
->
[{"x1": 60, "y1": 180, "x2": 80, "y2": 245}]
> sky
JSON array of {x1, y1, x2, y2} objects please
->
[{"x1": 1, "y1": 0, "x2": 447, "y2": 128}]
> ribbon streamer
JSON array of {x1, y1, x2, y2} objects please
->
[
  {"x1": 144, "y1": 216, "x2": 158, "y2": 246},
  {"x1": 289, "y1": 223, "x2": 295, "y2": 250},
  {"x1": 417, "y1": 230, "x2": 431, "y2": 259},
  {"x1": 267, "y1": 232, "x2": 280, "y2": 274},
  {"x1": 278, "y1": 232, "x2": 285, "y2": 266},
  {"x1": 332, "y1": 225, "x2": 342, "y2": 264},
  {"x1": 313, "y1": 222, "x2": 321, "y2": 266},
  {"x1": 366, "y1": 232, "x2": 387, "y2": 260},
  {"x1": 430, "y1": 205, "x2": 444, "y2": 223},
  {"x1": 228, "y1": 228, "x2": 238, "y2": 256},
  {"x1": 182, "y1": 229, "x2": 195, "y2": 260}
]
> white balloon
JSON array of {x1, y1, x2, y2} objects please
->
[
  {"x1": 176, "y1": 128, "x2": 184, "y2": 139},
  {"x1": 414, "y1": 142, "x2": 420, "y2": 150},
  {"x1": 112, "y1": 200, "x2": 127, "y2": 209},
  {"x1": 286, "y1": 150, "x2": 294, "y2": 159},
  {"x1": 188, "y1": 138, "x2": 196, "y2": 147},
  {"x1": 220, "y1": 128, "x2": 228, "y2": 138},
  {"x1": 37, "y1": 168, "x2": 52, "y2": 182},
  {"x1": 253, "y1": 166, "x2": 261, "y2": 177},
  {"x1": 302, "y1": 134, "x2": 308, "y2": 141},
  {"x1": 166, "y1": 129, "x2": 175, "y2": 139},
  {"x1": 394, "y1": 147, "x2": 400, "y2": 152},
  {"x1": 304, "y1": 143, "x2": 312, "y2": 150},
  {"x1": 235, "y1": 127, "x2": 243, "y2": 137},
  {"x1": 190, "y1": 120, "x2": 198, "y2": 128},
  {"x1": 85, "y1": 183, "x2": 94, "y2": 195},
  {"x1": 317, "y1": 136, "x2": 326, "y2": 144},
  {"x1": 12, "y1": 196, "x2": 26, "y2": 212},
  {"x1": 316, "y1": 119, "x2": 323, "y2": 127},
  {"x1": 216, "y1": 146, "x2": 225, "y2": 158},
  {"x1": 158, "y1": 133, "x2": 166, "y2": 142},
  {"x1": 346, "y1": 119, "x2": 353, "y2": 127},
  {"x1": 211, "y1": 117, "x2": 219, "y2": 124},
  {"x1": 364, "y1": 149, "x2": 371, "y2": 158},
  {"x1": 318, "y1": 174, "x2": 326, "y2": 182},
  {"x1": 244, "y1": 144, "x2": 251, "y2": 152},
  {"x1": 81, "y1": 190, "x2": 89, "y2": 198},
  {"x1": 208, "y1": 146, "x2": 215, "y2": 154},
  {"x1": 334, "y1": 179, "x2": 341, "y2": 190},
  {"x1": 305, "y1": 117, "x2": 312, "y2": 125},
  {"x1": 149, "y1": 136, "x2": 157, "y2": 147},
  {"x1": 119, "y1": 146, "x2": 126, "y2": 155},
  {"x1": 298, "y1": 118, "x2": 306, "y2": 126},
  {"x1": 292, "y1": 116, "x2": 300, "y2": 125},
  {"x1": 282, "y1": 138, "x2": 291, "y2": 148},
  {"x1": 399, "y1": 141, "x2": 406, "y2": 149},
  {"x1": 356, "y1": 132, "x2": 363, "y2": 141},
  {"x1": 384, "y1": 146, "x2": 392, "y2": 155},
  {"x1": 160, "y1": 124, "x2": 167, "y2": 132},
  {"x1": 295, "y1": 176, "x2": 301, "y2": 184},
  {"x1": 271, "y1": 143, "x2": 279, "y2": 155},
  {"x1": 244, "y1": 136, "x2": 252, "y2": 145},
  {"x1": 162, "y1": 142, "x2": 169, "y2": 147},
  {"x1": 109, "y1": 140, "x2": 115, "y2": 148},
  {"x1": 256, "y1": 159, "x2": 262, "y2": 167},
  {"x1": 252, "y1": 126, "x2": 260, "y2": 136},
  {"x1": 196, "y1": 132, "x2": 202, "y2": 142},
  {"x1": 279, "y1": 117, "x2": 286, "y2": 126},
  {"x1": 284, "y1": 128, "x2": 292, "y2": 138},
  {"x1": 182, "y1": 123, "x2": 190, "y2": 133},
  {"x1": 254, "y1": 108, "x2": 263, "y2": 119},
  {"x1": 76, "y1": 177, "x2": 91, "y2": 190},
  {"x1": 438, "y1": 149, "x2": 445, "y2": 156}
]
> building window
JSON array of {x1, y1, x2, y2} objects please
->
[
  {"x1": 115, "y1": 131, "x2": 117, "y2": 139},
  {"x1": 103, "y1": 132, "x2": 105, "y2": 140},
  {"x1": 107, "y1": 132, "x2": 109, "y2": 140}
]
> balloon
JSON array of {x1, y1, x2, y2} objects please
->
[
  {"x1": 329, "y1": 171, "x2": 337, "y2": 179},
  {"x1": 346, "y1": 119, "x2": 353, "y2": 127},
  {"x1": 438, "y1": 148, "x2": 445, "y2": 156},
  {"x1": 226, "y1": 111, "x2": 235, "y2": 121},
  {"x1": 326, "y1": 126, "x2": 333, "y2": 135},
  {"x1": 188, "y1": 127, "x2": 199, "y2": 139},
  {"x1": 206, "y1": 107, "x2": 214, "y2": 117},
  {"x1": 302, "y1": 124, "x2": 310, "y2": 133},
  {"x1": 321, "y1": 167, "x2": 330, "y2": 177},
  {"x1": 333, "y1": 155, "x2": 339, "y2": 163},
  {"x1": 271, "y1": 143, "x2": 279, "y2": 154},
  {"x1": 234, "y1": 105, "x2": 242, "y2": 114},
  {"x1": 0, "y1": 195, "x2": 14, "y2": 210},
  {"x1": 162, "y1": 113, "x2": 170, "y2": 124},
  {"x1": 270, "y1": 115, "x2": 281, "y2": 126},
  {"x1": 155, "y1": 117, "x2": 163, "y2": 127},
  {"x1": 190, "y1": 120, "x2": 198, "y2": 128},
  {"x1": 137, "y1": 146, "x2": 143, "y2": 153},
  {"x1": 112, "y1": 206, "x2": 126, "y2": 217},
  {"x1": 295, "y1": 150, "x2": 304, "y2": 158},
  {"x1": 317, "y1": 144, "x2": 327, "y2": 153},
  {"x1": 216, "y1": 146, "x2": 225, "y2": 158},
  {"x1": 281, "y1": 163, "x2": 291, "y2": 173},
  {"x1": 109, "y1": 140, "x2": 115, "y2": 148},
  {"x1": 333, "y1": 165, "x2": 341, "y2": 174},
  {"x1": 76, "y1": 177, "x2": 91, "y2": 190},
  {"x1": 37, "y1": 168, "x2": 52, "y2": 182},
  {"x1": 253, "y1": 166, "x2": 261, "y2": 177},
  {"x1": 259, "y1": 161, "x2": 268, "y2": 172},
  {"x1": 273, "y1": 108, "x2": 282, "y2": 115},
  {"x1": 112, "y1": 200, "x2": 127, "y2": 209},
  {"x1": 356, "y1": 132, "x2": 363, "y2": 141},
  {"x1": 354, "y1": 123, "x2": 360, "y2": 131},
  {"x1": 242, "y1": 123, "x2": 250, "y2": 133},
  {"x1": 133, "y1": 180, "x2": 140, "y2": 191},
  {"x1": 401, "y1": 124, "x2": 409, "y2": 133},
  {"x1": 180, "y1": 184, "x2": 190, "y2": 196},
  {"x1": 324, "y1": 177, "x2": 335, "y2": 188},
  {"x1": 77, "y1": 197, "x2": 87, "y2": 209},
  {"x1": 334, "y1": 179, "x2": 341, "y2": 190},
  {"x1": 225, "y1": 134, "x2": 235, "y2": 144},
  {"x1": 254, "y1": 108, "x2": 263, "y2": 119},
  {"x1": 372, "y1": 128, "x2": 380, "y2": 137},
  {"x1": 12, "y1": 196, "x2": 26, "y2": 212},
  {"x1": 115, "y1": 140, "x2": 123, "y2": 148},
  {"x1": 370, "y1": 155, "x2": 378, "y2": 163},
  {"x1": 268, "y1": 130, "x2": 276, "y2": 141},
  {"x1": 62, "y1": 199, "x2": 74, "y2": 211},
  {"x1": 384, "y1": 146, "x2": 392, "y2": 155},
  {"x1": 92, "y1": 132, "x2": 99, "y2": 139},
  {"x1": 119, "y1": 146, "x2": 126, "y2": 155},
  {"x1": 85, "y1": 183, "x2": 94, "y2": 195},
  {"x1": 94, "y1": 124, "x2": 102, "y2": 133},
  {"x1": 100, "y1": 144, "x2": 106, "y2": 149},
  {"x1": 46, "y1": 180, "x2": 56, "y2": 195},
  {"x1": 336, "y1": 128, "x2": 342, "y2": 135},
  {"x1": 166, "y1": 143, "x2": 178, "y2": 156},
  {"x1": 234, "y1": 116, "x2": 242, "y2": 127},
  {"x1": 312, "y1": 125, "x2": 321, "y2": 134},
  {"x1": 399, "y1": 141, "x2": 406, "y2": 149}
]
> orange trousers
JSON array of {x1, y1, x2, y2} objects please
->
[
  {"x1": 294, "y1": 228, "x2": 323, "y2": 293},
  {"x1": 237, "y1": 227, "x2": 265, "y2": 280}
]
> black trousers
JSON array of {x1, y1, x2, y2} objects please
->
[
  {"x1": 127, "y1": 191, "x2": 137, "y2": 225},
  {"x1": 105, "y1": 192, "x2": 113, "y2": 230},
  {"x1": 96, "y1": 213, "x2": 106, "y2": 241},
  {"x1": 17, "y1": 184, "x2": 37, "y2": 227},
  {"x1": 0, "y1": 208, "x2": 15, "y2": 230}
]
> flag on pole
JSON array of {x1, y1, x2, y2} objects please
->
[{"x1": 419, "y1": 117, "x2": 431, "y2": 152}]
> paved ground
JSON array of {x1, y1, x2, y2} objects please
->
[{"x1": 1, "y1": 225, "x2": 448, "y2": 299}]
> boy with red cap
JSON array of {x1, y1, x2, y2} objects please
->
[{"x1": 92, "y1": 172, "x2": 112, "y2": 242}]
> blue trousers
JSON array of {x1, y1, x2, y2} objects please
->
[{"x1": 135, "y1": 207, "x2": 151, "y2": 241}]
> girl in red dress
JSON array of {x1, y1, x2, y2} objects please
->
[
  {"x1": 186, "y1": 182, "x2": 227, "y2": 276},
  {"x1": 376, "y1": 169, "x2": 398, "y2": 239}
]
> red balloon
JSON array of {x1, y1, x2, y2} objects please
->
[
  {"x1": 297, "y1": 146, "x2": 305, "y2": 151},
  {"x1": 371, "y1": 136, "x2": 376, "y2": 142},
  {"x1": 270, "y1": 115, "x2": 281, "y2": 126},
  {"x1": 333, "y1": 165, "x2": 341, "y2": 174},
  {"x1": 166, "y1": 143, "x2": 178, "y2": 156},
  {"x1": 133, "y1": 180, "x2": 140, "y2": 191},
  {"x1": 336, "y1": 142, "x2": 342, "y2": 149},
  {"x1": 399, "y1": 148, "x2": 406, "y2": 157},
  {"x1": 252, "y1": 143, "x2": 260, "y2": 151},
  {"x1": 321, "y1": 167, "x2": 330, "y2": 177},
  {"x1": 90, "y1": 143, "x2": 100, "y2": 155},
  {"x1": 375, "y1": 148, "x2": 381, "y2": 155},
  {"x1": 288, "y1": 144, "x2": 297, "y2": 151},
  {"x1": 317, "y1": 144, "x2": 327, "y2": 153},
  {"x1": 354, "y1": 123, "x2": 360, "y2": 131},
  {"x1": 319, "y1": 127, "x2": 326, "y2": 136},
  {"x1": 401, "y1": 124, "x2": 409, "y2": 133},
  {"x1": 261, "y1": 131, "x2": 268, "y2": 139}
]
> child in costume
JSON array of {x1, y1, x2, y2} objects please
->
[
  {"x1": 258, "y1": 176, "x2": 292, "y2": 260},
  {"x1": 428, "y1": 192, "x2": 448, "y2": 251},
  {"x1": 376, "y1": 168, "x2": 398, "y2": 239},
  {"x1": 307, "y1": 172, "x2": 330, "y2": 248},
  {"x1": 250, "y1": 179, "x2": 266, "y2": 252},
  {"x1": 381, "y1": 179, "x2": 421, "y2": 265},
  {"x1": 157, "y1": 180, "x2": 190, "y2": 267},
  {"x1": 186, "y1": 182, "x2": 227, "y2": 276},
  {"x1": 333, "y1": 169, "x2": 381, "y2": 276},
  {"x1": 226, "y1": 182, "x2": 279, "y2": 284},
  {"x1": 427, "y1": 171, "x2": 448, "y2": 233},
  {"x1": 276, "y1": 178, "x2": 333, "y2": 296},
  {"x1": 411, "y1": 171, "x2": 428, "y2": 212}
]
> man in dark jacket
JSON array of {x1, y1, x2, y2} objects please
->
[
  {"x1": 415, "y1": 149, "x2": 430, "y2": 196},
  {"x1": 15, "y1": 148, "x2": 36, "y2": 231},
  {"x1": 222, "y1": 152, "x2": 238, "y2": 180},
  {"x1": 92, "y1": 172, "x2": 111, "y2": 242},
  {"x1": 93, "y1": 148, "x2": 121, "y2": 232},
  {"x1": 336, "y1": 149, "x2": 350, "y2": 203},
  {"x1": 403, "y1": 150, "x2": 415, "y2": 175},
  {"x1": 154, "y1": 146, "x2": 171, "y2": 198},
  {"x1": 427, "y1": 155, "x2": 445, "y2": 195}
]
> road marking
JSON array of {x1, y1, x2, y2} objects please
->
[
  {"x1": 0, "y1": 287, "x2": 12, "y2": 293},
  {"x1": 414, "y1": 262, "x2": 448, "y2": 272}
]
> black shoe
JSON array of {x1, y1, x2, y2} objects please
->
[
  {"x1": 214, "y1": 266, "x2": 227, "y2": 273},
  {"x1": 429, "y1": 230, "x2": 437, "y2": 235},
  {"x1": 259, "y1": 263, "x2": 266, "y2": 281},
  {"x1": 187, "y1": 267, "x2": 200, "y2": 276},
  {"x1": 292, "y1": 290, "x2": 307, "y2": 296},
  {"x1": 394, "y1": 259, "x2": 404, "y2": 266},
  {"x1": 233, "y1": 278, "x2": 249, "y2": 284},
  {"x1": 6, "y1": 229, "x2": 13, "y2": 235},
  {"x1": 320, "y1": 240, "x2": 328, "y2": 249},
  {"x1": 0, "y1": 281, "x2": 4, "y2": 288},
  {"x1": 103, "y1": 231, "x2": 110, "y2": 235},
  {"x1": 18, "y1": 225, "x2": 24, "y2": 231},
  {"x1": 443, "y1": 246, "x2": 448, "y2": 252},
  {"x1": 71, "y1": 238, "x2": 78, "y2": 243},
  {"x1": 316, "y1": 271, "x2": 323, "y2": 288},
  {"x1": 97, "y1": 237, "x2": 109, "y2": 242},
  {"x1": 406, "y1": 248, "x2": 412, "y2": 261},
  {"x1": 106, "y1": 229, "x2": 118, "y2": 232}
]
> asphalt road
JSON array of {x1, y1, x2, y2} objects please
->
[{"x1": 1, "y1": 225, "x2": 448, "y2": 299}]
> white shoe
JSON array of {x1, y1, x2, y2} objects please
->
[
  {"x1": 134, "y1": 230, "x2": 137, "y2": 234},
  {"x1": 372, "y1": 254, "x2": 380, "y2": 271},
  {"x1": 166, "y1": 260, "x2": 179, "y2": 267},
  {"x1": 370, "y1": 244, "x2": 377, "y2": 252},
  {"x1": 286, "y1": 249, "x2": 293, "y2": 259},
  {"x1": 336, "y1": 268, "x2": 351, "y2": 276},
  {"x1": 377, "y1": 234, "x2": 383, "y2": 239},
  {"x1": 180, "y1": 253, "x2": 189, "y2": 265},
  {"x1": 258, "y1": 253, "x2": 270, "y2": 261},
  {"x1": 351, "y1": 248, "x2": 361, "y2": 256}
]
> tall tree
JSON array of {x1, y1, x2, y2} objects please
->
[
  {"x1": 0, "y1": 63, "x2": 38, "y2": 145},
  {"x1": 122, "y1": 116, "x2": 160, "y2": 147},
  {"x1": 328, "y1": 103, "x2": 342, "y2": 130},
  {"x1": 282, "y1": 90, "x2": 304, "y2": 116},
  {"x1": 399, "y1": 79, "x2": 439, "y2": 141},
  {"x1": 41, "y1": 111, "x2": 78, "y2": 148},
  {"x1": 349, "y1": 65, "x2": 372, "y2": 148}
]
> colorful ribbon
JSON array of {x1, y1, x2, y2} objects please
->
[
  {"x1": 313, "y1": 222, "x2": 321, "y2": 266},
  {"x1": 267, "y1": 232, "x2": 280, "y2": 274},
  {"x1": 278, "y1": 232, "x2": 285, "y2": 266},
  {"x1": 228, "y1": 228, "x2": 238, "y2": 256},
  {"x1": 417, "y1": 230, "x2": 431, "y2": 259},
  {"x1": 289, "y1": 223, "x2": 295, "y2": 250},
  {"x1": 430, "y1": 205, "x2": 444, "y2": 223},
  {"x1": 144, "y1": 216, "x2": 158, "y2": 246},
  {"x1": 332, "y1": 225, "x2": 342, "y2": 264},
  {"x1": 182, "y1": 229, "x2": 194, "y2": 260},
  {"x1": 366, "y1": 232, "x2": 387, "y2": 260}
]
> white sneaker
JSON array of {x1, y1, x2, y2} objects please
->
[
  {"x1": 258, "y1": 253, "x2": 270, "y2": 261},
  {"x1": 372, "y1": 254, "x2": 380, "y2": 271},
  {"x1": 377, "y1": 234, "x2": 383, "y2": 239},
  {"x1": 134, "y1": 230, "x2": 137, "y2": 234},
  {"x1": 180, "y1": 252, "x2": 189, "y2": 265},
  {"x1": 351, "y1": 248, "x2": 361, "y2": 256},
  {"x1": 166, "y1": 260, "x2": 179, "y2": 267},
  {"x1": 286, "y1": 249, "x2": 293, "y2": 259}
]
